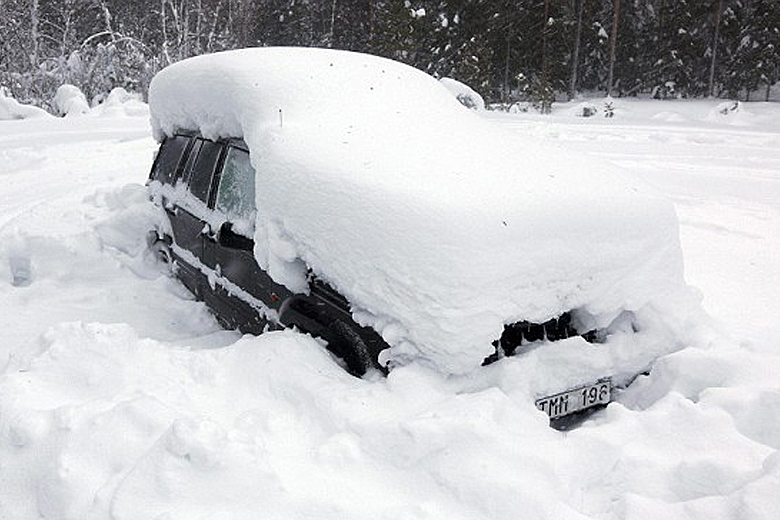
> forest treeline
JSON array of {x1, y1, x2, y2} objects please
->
[{"x1": 1, "y1": 0, "x2": 779, "y2": 111}]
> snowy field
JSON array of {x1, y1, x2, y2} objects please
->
[{"x1": 1, "y1": 98, "x2": 779, "y2": 519}]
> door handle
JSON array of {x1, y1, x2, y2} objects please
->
[{"x1": 163, "y1": 202, "x2": 179, "y2": 216}]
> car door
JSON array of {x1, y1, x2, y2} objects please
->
[
  {"x1": 148, "y1": 134, "x2": 201, "y2": 297},
  {"x1": 167, "y1": 137, "x2": 222, "y2": 299},
  {"x1": 203, "y1": 143, "x2": 291, "y2": 333}
]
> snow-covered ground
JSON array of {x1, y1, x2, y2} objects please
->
[{"x1": 1, "y1": 98, "x2": 779, "y2": 520}]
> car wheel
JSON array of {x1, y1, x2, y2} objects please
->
[
  {"x1": 148, "y1": 236, "x2": 174, "y2": 272},
  {"x1": 325, "y1": 320, "x2": 372, "y2": 377}
]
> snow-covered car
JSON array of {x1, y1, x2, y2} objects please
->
[
  {"x1": 145, "y1": 48, "x2": 697, "y2": 421},
  {"x1": 146, "y1": 131, "x2": 385, "y2": 376}
]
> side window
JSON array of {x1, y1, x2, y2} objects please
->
[
  {"x1": 179, "y1": 139, "x2": 203, "y2": 187},
  {"x1": 151, "y1": 135, "x2": 190, "y2": 184},
  {"x1": 188, "y1": 140, "x2": 222, "y2": 203},
  {"x1": 216, "y1": 147, "x2": 256, "y2": 221}
]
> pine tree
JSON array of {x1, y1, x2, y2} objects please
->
[
  {"x1": 612, "y1": 0, "x2": 645, "y2": 96},
  {"x1": 748, "y1": 0, "x2": 780, "y2": 100},
  {"x1": 577, "y1": 0, "x2": 611, "y2": 93},
  {"x1": 568, "y1": 0, "x2": 585, "y2": 99},
  {"x1": 652, "y1": 0, "x2": 710, "y2": 97},
  {"x1": 606, "y1": 0, "x2": 620, "y2": 96}
]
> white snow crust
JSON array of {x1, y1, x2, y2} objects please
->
[{"x1": 150, "y1": 48, "x2": 691, "y2": 374}]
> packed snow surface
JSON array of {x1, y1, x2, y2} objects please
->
[
  {"x1": 1, "y1": 97, "x2": 780, "y2": 520},
  {"x1": 150, "y1": 48, "x2": 692, "y2": 374}
]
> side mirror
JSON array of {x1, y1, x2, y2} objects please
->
[{"x1": 218, "y1": 221, "x2": 255, "y2": 251}]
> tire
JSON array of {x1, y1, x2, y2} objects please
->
[
  {"x1": 325, "y1": 320, "x2": 373, "y2": 377},
  {"x1": 148, "y1": 237, "x2": 174, "y2": 273}
]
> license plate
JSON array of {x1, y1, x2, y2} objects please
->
[{"x1": 535, "y1": 379, "x2": 611, "y2": 420}]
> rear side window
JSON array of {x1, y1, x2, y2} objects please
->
[
  {"x1": 216, "y1": 147, "x2": 256, "y2": 221},
  {"x1": 151, "y1": 136, "x2": 189, "y2": 184},
  {"x1": 179, "y1": 139, "x2": 203, "y2": 187},
  {"x1": 188, "y1": 140, "x2": 222, "y2": 203}
]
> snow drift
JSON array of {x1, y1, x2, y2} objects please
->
[
  {"x1": 149, "y1": 47, "x2": 694, "y2": 375},
  {"x1": 0, "y1": 89, "x2": 51, "y2": 120},
  {"x1": 53, "y1": 84, "x2": 90, "y2": 117},
  {"x1": 92, "y1": 87, "x2": 149, "y2": 118},
  {"x1": 439, "y1": 77, "x2": 485, "y2": 111}
]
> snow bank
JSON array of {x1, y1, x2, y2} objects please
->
[
  {"x1": 0, "y1": 320, "x2": 776, "y2": 520},
  {"x1": 1, "y1": 85, "x2": 146, "y2": 121},
  {"x1": 705, "y1": 100, "x2": 757, "y2": 126},
  {"x1": 92, "y1": 87, "x2": 149, "y2": 118},
  {"x1": 571, "y1": 101, "x2": 599, "y2": 117},
  {"x1": 439, "y1": 77, "x2": 485, "y2": 111},
  {"x1": 149, "y1": 48, "x2": 693, "y2": 374},
  {"x1": 651, "y1": 110, "x2": 688, "y2": 123},
  {"x1": 0, "y1": 89, "x2": 51, "y2": 120},
  {"x1": 53, "y1": 84, "x2": 90, "y2": 117}
]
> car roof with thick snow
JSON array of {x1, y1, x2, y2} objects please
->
[{"x1": 149, "y1": 47, "x2": 684, "y2": 374}]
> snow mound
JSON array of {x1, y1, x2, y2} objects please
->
[
  {"x1": 0, "y1": 89, "x2": 51, "y2": 120},
  {"x1": 651, "y1": 111, "x2": 687, "y2": 123},
  {"x1": 571, "y1": 101, "x2": 599, "y2": 117},
  {"x1": 706, "y1": 100, "x2": 756, "y2": 126},
  {"x1": 149, "y1": 47, "x2": 694, "y2": 374},
  {"x1": 93, "y1": 87, "x2": 149, "y2": 118},
  {"x1": 439, "y1": 77, "x2": 485, "y2": 111},
  {"x1": 508, "y1": 101, "x2": 532, "y2": 113},
  {"x1": 53, "y1": 84, "x2": 90, "y2": 117}
]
